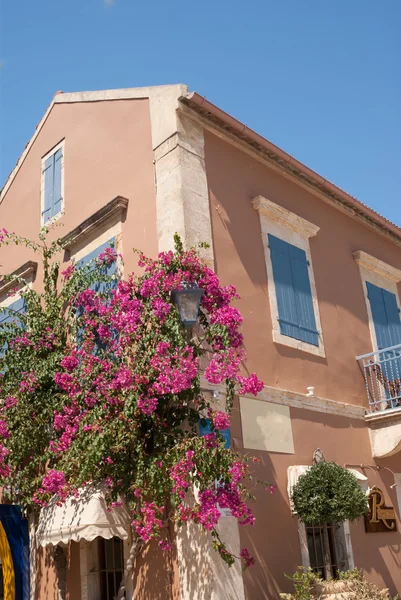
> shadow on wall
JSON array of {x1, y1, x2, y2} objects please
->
[
  {"x1": 290, "y1": 408, "x2": 401, "y2": 596},
  {"x1": 35, "y1": 545, "x2": 59, "y2": 600},
  {"x1": 349, "y1": 462, "x2": 401, "y2": 597},
  {"x1": 239, "y1": 448, "x2": 303, "y2": 600},
  {"x1": 176, "y1": 522, "x2": 215, "y2": 600},
  {"x1": 133, "y1": 536, "x2": 180, "y2": 600},
  {"x1": 230, "y1": 396, "x2": 303, "y2": 600}
]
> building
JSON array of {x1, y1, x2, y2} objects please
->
[{"x1": 0, "y1": 84, "x2": 400, "y2": 599}]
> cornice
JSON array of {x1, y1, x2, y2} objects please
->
[
  {"x1": 252, "y1": 195, "x2": 320, "y2": 238},
  {"x1": 353, "y1": 250, "x2": 401, "y2": 283},
  {"x1": 60, "y1": 196, "x2": 128, "y2": 251},
  {"x1": 0, "y1": 261, "x2": 38, "y2": 296}
]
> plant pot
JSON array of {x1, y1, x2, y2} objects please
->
[{"x1": 312, "y1": 581, "x2": 356, "y2": 599}]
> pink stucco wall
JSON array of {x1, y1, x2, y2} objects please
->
[
  {"x1": 0, "y1": 97, "x2": 158, "y2": 282},
  {"x1": 203, "y1": 128, "x2": 401, "y2": 408},
  {"x1": 204, "y1": 128, "x2": 401, "y2": 598}
]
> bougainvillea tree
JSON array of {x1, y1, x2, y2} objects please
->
[{"x1": 0, "y1": 227, "x2": 272, "y2": 596}]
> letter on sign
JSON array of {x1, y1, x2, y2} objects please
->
[{"x1": 365, "y1": 487, "x2": 397, "y2": 533}]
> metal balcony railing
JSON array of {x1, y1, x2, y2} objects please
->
[{"x1": 356, "y1": 343, "x2": 401, "y2": 413}]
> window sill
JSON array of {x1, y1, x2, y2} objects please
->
[
  {"x1": 42, "y1": 210, "x2": 63, "y2": 228},
  {"x1": 273, "y1": 329, "x2": 326, "y2": 358}
]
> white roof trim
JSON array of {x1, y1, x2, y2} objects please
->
[
  {"x1": 1, "y1": 84, "x2": 187, "y2": 201},
  {"x1": 36, "y1": 485, "x2": 130, "y2": 547}
]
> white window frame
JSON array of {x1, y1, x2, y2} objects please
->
[
  {"x1": 252, "y1": 196, "x2": 325, "y2": 358},
  {"x1": 40, "y1": 139, "x2": 65, "y2": 226},
  {"x1": 79, "y1": 537, "x2": 133, "y2": 600},
  {"x1": 297, "y1": 520, "x2": 354, "y2": 577},
  {"x1": 353, "y1": 251, "x2": 401, "y2": 354}
]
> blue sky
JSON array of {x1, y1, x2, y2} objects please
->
[{"x1": 1, "y1": 0, "x2": 400, "y2": 224}]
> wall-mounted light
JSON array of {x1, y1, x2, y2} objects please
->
[{"x1": 171, "y1": 283, "x2": 204, "y2": 328}]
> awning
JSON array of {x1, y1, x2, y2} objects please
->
[
  {"x1": 287, "y1": 465, "x2": 369, "y2": 512},
  {"x1": 346, "y1": 468, "x2": 368, "y2": 482},
  {"x1": 36, "y1": 485, "x2": 131, "y2": 547}
]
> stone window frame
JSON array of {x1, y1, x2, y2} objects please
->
[
  {"x1": 252, "y1": 195, "x2": 325, "y2": 358},
  {"x1": 297, "y1": 520, "x2": 354, "y2": 578},
  {"x1": 353, "y1": 250, "x2": 401, "y2": 354},
  {"x1": 79, "y1": 537, "x2": 133, "y2": 600},
  {"x1": 60, "y1": 196, "x2": 128, "y2": 276},
  {"x1": 0, "y1": 261, "x2": 37, "y2": 313},
  {"x1": 40, "y1": 139, "x2": 65, "y2": 227}
]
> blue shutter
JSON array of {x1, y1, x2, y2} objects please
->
[
  {"x1": 367, "y1": 282, "x2": 401, "y2": 381},
  {"x1": 268, "y1": 234, "x2": 319, "y2": 346},
  {"x1": 366, "y1": 283, "x2": 401, "y2": 350},
  {"x1": 52, "y1": 148, "x2": 63, "y2": 217},
  {"x1": 77, "y1": 239, "x2": 118, "y2": 350},
  {"x1": 42, "y1": 156, "x2": 54, "y2": 223},
  {"x1": 0, "y1": 298, "x2": 26, "y2": 359},
  {"x1": 199, "y1": 418, "x2": 231, "y2": 449},
  {"x1": 78, "y1": 239, "x2": 118, "y2": 290}
]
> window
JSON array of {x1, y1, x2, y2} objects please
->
[
  {"x1": 354, "y1": 251, "x2": 401, "y2": 409},
  {"x1": 354, "y1": 251, "x2": 401, "y2": 355},
  {"x1": 367, "y1": 282, "x2": 401, "y2": 353},
  {"x1": 367, "y1": 282, "x2": 401, "y2": 405},
  {"x1": 41, "y1": 142, "x2": 64, "y2": 224},
  {"x1": 98, "y1": 537, "x2": 124, "y2": 600},
  {"x1": 298, "y1": 520, "x2": 352, "y2": 579},
  {"x1": 253, "y1": 195, "x2": 325, "y2": 357},
  {"x1": 76, "y1": 238, "x2": 118, "y2": 350},
  {"x1": 0, "y1": 297, "x2": 26, "y2": 358},
  {"x1": 198, "y1": 416, "x2": 232, "y2": 516},
  {"x1": 198, "y1": 418, "x2": 231, "y2": 449},
  {"x1": 306, "y1": 523, "x2": 339, "y2": 579},
  {"x1": 78, "y1": 238, "x2": 118, "y2": 291},
  {"x1": 268, "y1": 234, "x2": 319, "y2": 346},
  {"x1": 80, "y1": 537, "x2": 126, "y2": 600}
]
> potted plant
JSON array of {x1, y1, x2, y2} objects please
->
[
  {"x1": 291, "y1": 461, "x2": 368, "y2": 526},
  {"x1": 280, "y1": 568, "x2": 399, "y2": 599}
]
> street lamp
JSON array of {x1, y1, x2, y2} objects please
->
[{"x1": 172, "y1": 283, "x2": 204, "y2": 328}]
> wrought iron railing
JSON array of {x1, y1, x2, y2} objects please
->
[{"x1": 356, "y1": 343, "x2": 401, "y2": 412}]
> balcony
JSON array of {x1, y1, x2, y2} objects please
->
[{"x1": 356, "y1": 343, "x2": 401, "y2": 457}]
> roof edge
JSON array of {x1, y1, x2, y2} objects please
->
[
  {"x1": 1, "y1": 84, "x2": 187, "y2": 201},
  {"x1": 183, "y1": 92, "x2": 401, "y2": 245}
]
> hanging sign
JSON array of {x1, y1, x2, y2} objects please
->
[{"x1": 365, "y1": 487, "x2": 397, "y2": 533}]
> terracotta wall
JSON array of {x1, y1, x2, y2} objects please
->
[
  {"x1": 205, "y1": 129, "x2": 401, "y2": 598},
  {"x1": 204, "y1": 129, "x2": 401, "y2": 407},
  {"x1": 229, "y1": 398, "x2": 401, "y2": 598},
  {"x1": 0, "y1": 97, "x2": 164, "y2": 598},
  {"x1": 0, "y1": 97, "x2": 158, "y2": 288},
  {"x1": 133, "y1": 538, "x2": 181, "y2": 600},
  {"x1": 34, "y1": 546, "x2": 58, "y2": 600}
]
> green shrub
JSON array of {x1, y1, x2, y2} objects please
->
[
  {"x1": 291, "y1": 462, "x2": 368, "y2": 524},
  {"x1": 280, "y1": 567, "x2": 399, "y2": 600}
]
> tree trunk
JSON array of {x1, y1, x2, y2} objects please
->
[
  {"x1": 322, "y1": 523, "x2": 333, "y2": 580},
  {"x1": 115, "y1": 531, "x2": 143, "y2": 600}
]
